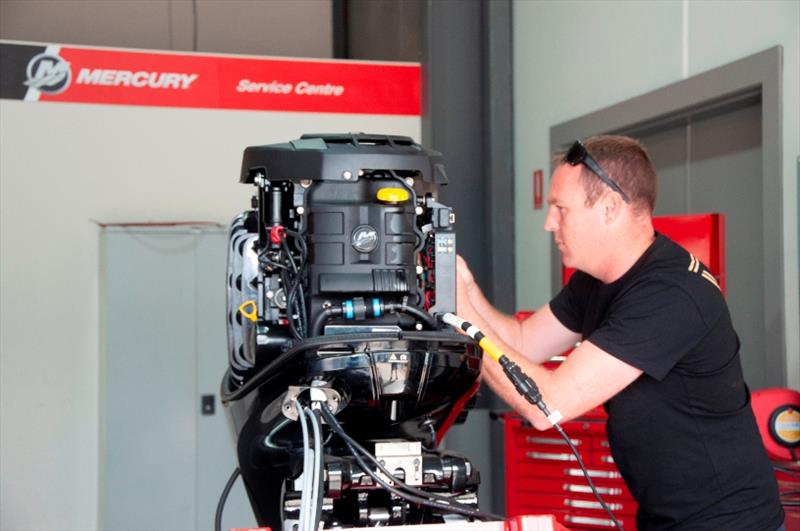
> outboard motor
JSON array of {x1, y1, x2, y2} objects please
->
[{"x1": 221, "y1": 134, "x2": 484, "y2": 530}]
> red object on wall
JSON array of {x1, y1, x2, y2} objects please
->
[
  {"x1": 561, "y1": 213, "x2": 726, "y2": 294},
  {"x1": 533, "y1": 170, "x2": 544, "y2": 210}
]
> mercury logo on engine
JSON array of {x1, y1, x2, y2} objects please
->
[
  {"x1": 24, "y1": 52, "x2": 71, "y2": 94},
  {"x1": 351, "y1": 225, "x2": 378, "y2": 253}
]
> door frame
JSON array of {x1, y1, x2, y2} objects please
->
[{"x1": 549, "y1": 46, "x2": 785, "y2": 386}]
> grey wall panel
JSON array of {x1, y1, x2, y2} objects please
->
[
  {"x1": 640, "y1": 127, "x2": 689, "y2": 216},
  {"x1": 101, "y1": 228, "x2": 199, "y2": 530},
  {"x1": 191, "y1": 0, "x2": 332, "y2": 57},
  {"x1": 345, "y1": 0, "x2": 422, "y2": 61},
  {"x1": 422, "y1": 0, "x2": 488, "y2": 290},
  {"x1": 0, "y1": 0, "x2": 333, "y2": 57},
  {"x1": 421, "y1": 0, "x2": 514, "y2": 516},
  {"x1": 0, "y1": 0, "x2": 173, "y2": 50},
  {"x1": 101, "y1": 226, "x2": 254, "y2": 531}
]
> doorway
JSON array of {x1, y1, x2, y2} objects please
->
[
  {"x1": 99, "y1": 226, "x2": 256, "y2": 531},
  {"x1": 550, "y1": 47, "x2": 786, "y2": 389}
]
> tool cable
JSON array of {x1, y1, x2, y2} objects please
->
[{"x1": 442, "y1": 313, "x2": 623, "y2": 531}]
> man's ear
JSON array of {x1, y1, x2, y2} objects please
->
[{"x1": 603, "y1": 191, "x2": 623, "y2": 224}]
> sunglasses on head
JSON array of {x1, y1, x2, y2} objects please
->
[{"x1": 564, "y1": 140, "x2": 631, "y2": 203}]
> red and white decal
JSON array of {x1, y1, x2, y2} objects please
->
[{"x1": 4, "y1": 42, "x2": 420, "y2": 116}]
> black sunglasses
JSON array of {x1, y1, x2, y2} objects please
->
[{"x1": 564, "y1": 140, "x2": 631, "y2": 203}]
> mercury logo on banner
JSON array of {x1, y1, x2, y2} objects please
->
[
  {"x1": 24, "y1": 50, "x2": 71, "y2": 96},
  {"x1": 20, "y1": 44, "x2": 200, "y2": 101}
]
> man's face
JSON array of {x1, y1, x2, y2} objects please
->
[{"x1": 544, "y1": 164, "x2": 607, "y2": 271}]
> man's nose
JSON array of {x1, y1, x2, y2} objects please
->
[{"x1": 543, "y1": 207, "x2": 557, "y2": 232}]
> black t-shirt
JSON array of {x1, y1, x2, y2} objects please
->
[{"x1": 550, "y1": 234, "x2": 784, "y2": 530}]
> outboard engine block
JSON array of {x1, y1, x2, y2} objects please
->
[{"x1": 221, "y1": 134, "x2": 484, "y2": 530}]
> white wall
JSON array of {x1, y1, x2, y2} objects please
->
[
  {"x1": 0, "y1": 99, "x2": 419, "y2": 530},
  {"x1": 512, "y1": 0, "x2": 799, "y2": 388}
]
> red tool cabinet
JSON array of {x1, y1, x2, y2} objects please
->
[
  {"x1": 504, "y1": 412, "x2": 637, "y2": 529},
  {"x1": 505, "y1": 214, "x2": 725, "y2": 529}
]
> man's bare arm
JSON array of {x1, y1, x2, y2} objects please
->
[
  {"x1": 518, "y1": 305, "x2": 581, "y2": 364},
  {"x1": 463, "y1": 303, "x2": 642, "y2": 430},
  {"x1": 456, "y1": 255, "x2": 580, "y2": 363}
]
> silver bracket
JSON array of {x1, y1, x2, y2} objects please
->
[
  {"x1": 374, "y1": 440, "x2": 423, "y2": 486},
  {"x1": 280, "y1": 384, "x2": 342, "y2": 420}
]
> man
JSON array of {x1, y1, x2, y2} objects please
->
[{"x1": 456, "y1": 136, "x2": 784, "y2": 530}]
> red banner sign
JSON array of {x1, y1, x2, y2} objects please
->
[{"x1": 1, "y1": 42, "x2": 420, "y2": 116}]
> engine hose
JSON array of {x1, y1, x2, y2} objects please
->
[
  {"x1": 310, "y1": 306, "x2": 343, "y2": 337},
  {"x1": 311, "y1": 302, "x2": 437, "y2": 337},
  {"x1": 387, "y1": 302, "x2": 438, "y2": 329}
]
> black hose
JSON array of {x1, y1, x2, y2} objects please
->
[
  {"x1": 320, "y1": 404, "x2": 501, "y2": 521},
  {"x1": 282, "y1": 269, "x2": 302, "y2": 342},
  {"x1": 214, "y1": 467, "x2": 241, "y2": 531},
  {"x1": 394, "y1": 303, "x2": 438, "y2": 329},
  {"x1": 311, "y1": 306, "x2": 343, "y2": 337}
]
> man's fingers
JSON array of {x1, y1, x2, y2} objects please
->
[{"x1": 456, "y1": 254, "x2": 475, "y2": 284}]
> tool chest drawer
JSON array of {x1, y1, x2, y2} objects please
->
[
  {"x1": 511, "y1": 431, "x2": 591, "y2": 451},
  {"x1": 515, "y1": 476, "x2": 630, "y2": 500},
  {"x1": 505, "y1": 413, "x2": 637, "y2": 528}
]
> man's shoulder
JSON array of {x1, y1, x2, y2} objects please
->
[
  {"x1": 639, "y1": 235, "x2": 723, "y2": 294},
  {"x1": 627, "y1": 235, "x2": 727, "y2": 327}
]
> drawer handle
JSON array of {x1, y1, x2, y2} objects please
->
[
  {"x1": 564, "y1": 498, "x2": 623, "y2": 511},
  {"x1": 564, "y1": 483, "x2": 622, "y2": 496},
  {"x1": 526, "y1": 451, "x2": 577, "y2": 461},
  {"x1": 600, "y1": 455, "x2": 615, "y2": 463},
  {"x1": 525, "y1": 436, "x2": 580, "y2": 446},
  {"x1": 565, "y1": 468, "x2": 621, "y2": 479},
  {"x1": 565, "y1": 515, "x2": 621, "y2": 528}
]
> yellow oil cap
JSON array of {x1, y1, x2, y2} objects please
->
[{"x1": 377, "y1": 187, "x2": 410, "y2": 203}]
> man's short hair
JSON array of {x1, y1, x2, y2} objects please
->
[{"x1": 555, "y1": 135, "x2": 657, "y2": 213}]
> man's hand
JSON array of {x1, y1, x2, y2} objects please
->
[
  {"x1": 455, "y1": 255, "x2": 477, "y2": 319},
  {"x1": 456, "y1": 254, "x2": 475, "y2": 286}
]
